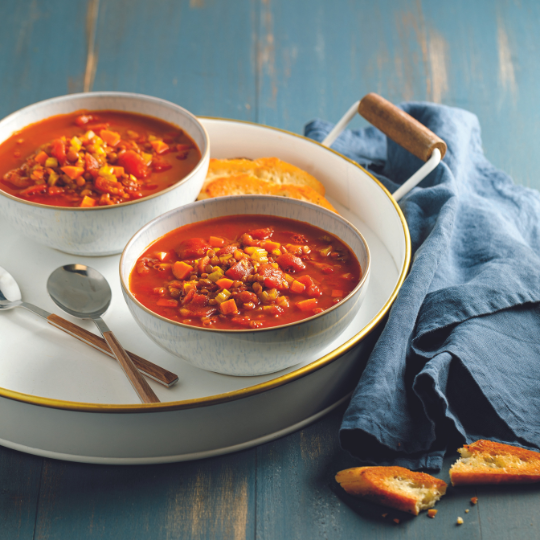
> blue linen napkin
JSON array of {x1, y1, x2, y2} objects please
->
[{"x1": 305, "y1": 103, "x2": 540, "y2": 471}]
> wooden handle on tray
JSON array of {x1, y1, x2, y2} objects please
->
[
  {"x1": 358, "y1": 93, "x2": 447, "y2": 161},
  {"x1": 47, "y1": 313, "x2": 178, "y2": 387},
  {"x1": 103, "y1": 331, "x2": 160, "y2": 404}
]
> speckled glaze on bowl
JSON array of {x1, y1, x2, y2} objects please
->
[
  {"x1": 0, "y1": 92, "x2": 209, "y2": 256},
  {"x1": 120, "y1": 196, "x2": 371, "y2": 376}
]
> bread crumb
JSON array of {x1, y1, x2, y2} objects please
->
[
  {"x1": 470, "y1": 497, "x2": 478, "y2": 505},
  {"x1": 465, "y1": 509, "x2": 470, "y2": 513},
  {"x1": 393, "y1": 518, "x2": 400, "y2": 524},
  {"x1": 427, "y1": 509, "x2": 438, "y2": 518},
  {"x1": 381, "y1": 513, "x2": 388, "y2": 518},
  {"x1": 457, "y1": 517, "x2": 464, "y2": 525}
]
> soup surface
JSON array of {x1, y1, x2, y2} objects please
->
[
  {"x1": 129, "y1": 215, "x2": 362, "y2": 330},
  {"x1": 0, "y1": 110, "x2": 201, "y2": 207}
]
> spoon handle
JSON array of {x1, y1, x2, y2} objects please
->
[
  {"x1": 46, "y1": 313, "x2": 178, "y2": 387},
  {"x1": 101, "y1": 330, "x2": 161, "y2": 404}
]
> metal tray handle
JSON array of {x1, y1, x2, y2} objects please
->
[{"x1": 322, "y1": 93, "x2": 447, "y2": 202}]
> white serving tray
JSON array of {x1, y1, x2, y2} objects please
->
[{"x1": 0, "y1": 118, "x2": 409, "y2": 463}]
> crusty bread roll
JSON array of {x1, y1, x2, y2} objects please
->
[
  {"x1": 199, "y1": 157, "x2": 325, "y2": 197},
  {"x1": 200, "y1": 173, "x2": 336, "y2": 212},
  {"x1": 450, "y1": 440, "x2": 540, "y2": 486},
  {"x1": 335, "y1": 466, "x2": 447, "y2": 515}
]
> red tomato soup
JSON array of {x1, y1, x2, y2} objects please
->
[
  {"x1": 0, "y1": 110, "x2": 201, "y2": 207},
  {"x1": 129, "y1": 215, "x2": 362, "y2": 330}
]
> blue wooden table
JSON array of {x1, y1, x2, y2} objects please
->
[{"x1": 2, "y1": 1, "x2": 540, "y2": 538}]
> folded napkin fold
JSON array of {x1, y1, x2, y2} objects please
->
[{"x1": 305, "y1": 103, "x2": 540, "y2": 471}]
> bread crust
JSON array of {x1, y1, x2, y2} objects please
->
[
  {"x1": 450, "y1": 440, "x2": 540, "y2": 486},
  {"x1": 199, "y1": 174, "x2": 336, "y2": 212},
  {"x1": 335, "y1": 466, "x2": 447, "y2": 515},
  {"x1": 200, "y1": 157, "x2": 326, "y2": 196}
]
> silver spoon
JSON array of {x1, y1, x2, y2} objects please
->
[
  {"x1": 47, "y1": 264, "x2": 160, "y2": 404},
  {"x1": 0, "y1": 266, "x2": 178, "y2": 388}
]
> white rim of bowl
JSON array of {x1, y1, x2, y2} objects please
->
[{"x1": 0, "y1": 91, "x2": 210, "y2": 211}]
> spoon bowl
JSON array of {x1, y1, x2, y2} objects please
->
[
  {"x1": 0, "y1": 267, "x2": 23, "y2": 310},
  {"x1": 47, "y1": 265, "x2": 112, "y2": 320}
]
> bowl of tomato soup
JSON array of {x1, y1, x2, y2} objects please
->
[
  {"x1": 120, "y1": 195, "x2": 370, "y2": 376},
  {"x1": 0, "y1": 92, "x2": 209, "y2": 255}
]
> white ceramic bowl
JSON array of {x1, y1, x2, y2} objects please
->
[
  {"x1": 0, "y1": 92, "x2": 210, "y2": 256},
  {"x1": 120, "y1": 195, "x2": 371, "y2": 376}
]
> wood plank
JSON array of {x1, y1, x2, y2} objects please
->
[
  {"x1": 33, "y1": 451, "x2": 256, "y2": 540},
  {"x1": 0, "y1": 447, "x2": 43, "y2": 540},
  {"x1": 255, "y1": 406, "x2": 483, "y2": 539},
  {"x1": 467, "y1": 482, "x2": 540, "y2": 540},
  {"x1": 0, "y1": 0, "x2": 90, "y2": 118},
  {"x1": 257, "y1": 0, "x2": 540, "y2": 190},
  {"x1": 91, "y1": 0, "x2": 257, "y2": 121}
]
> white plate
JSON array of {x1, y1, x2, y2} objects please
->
[{"x1": 0, "y1": 118, "x2": 410, "y2": 463}]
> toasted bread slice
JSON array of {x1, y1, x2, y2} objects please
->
[
  {"x1": 450, "y1": 440, "x2": 540, "y2": 486},
  {"x1": 335, "y1": 466, "x2": 447, "y2": 516},
  {"x1": 201, "y1": 157, "x2": 325, "y2": 196},
  {"x1": 200, "y1": 174, "x2": 336, "y2": 212}
]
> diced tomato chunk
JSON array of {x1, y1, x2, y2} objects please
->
[
  {"x1": 218, "y1": 244, "x2": 239, "y2": 255},
  {"x1": 117, "y1": 150, "x2": 149, "y2": 178},
  {"x1": 151, "y1": 156, "x2": 172, "y2": 172},
  {"x1": 249, "y1": 227, "x2": 273, "y2": 240},
  {"x1": 95, "y1": 176, "x2": 125, "y2": 195},
  {"x1": 209, "y1": 236, "x2": 225, "y2": 247},
  {"x1": 231, "y1": 316, "x2": 251, "y2": 327},
  {"x1": 75, "y1": 114, "x2": 96, "y2": 126},
  {"x1": 306, "y1": 284, "x2": 322, "y2": 297},
  {"x1": 239, "y1": 291, "x2": 258, "y2": 304},
  {"x1": 197, "y1": 256, "x2": 210, "y2": 274},
  {"x1": 51, "y1": 138, "x2": 67, "y2": 165},
  {"x1": 85, "y1": 153, "x2": 99, "y2": 171},
  {"x1": 258, "y1": 263, "x2": 286, "y2": 289},
  {"x1": 176, "y1": 238, "x2": 211, "y2": 259},
  {"x1": 88, "y1": 123, "x2": 110, "y2": 132},
  {"x1": 190, "y1": 293, "x2": 208, "y2": 307},
  {"x1": 225, "y1": 258, "x2": 253, "y2": 280},
  {"x1": 20, "y1": 184, "x2": 48, "y2": 196},
  {"x1": 296, "y1": 275, "x2": 314, "y2": 287},
  {"x1": 276, "y1": 252, "x2": 306, "y2": 272},
  {"x1": 156, "y1": 299, "x2": 178, "y2": 307},
  {"x1": 155, "y1": 251, "x2": 170, "y2": 261}
]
